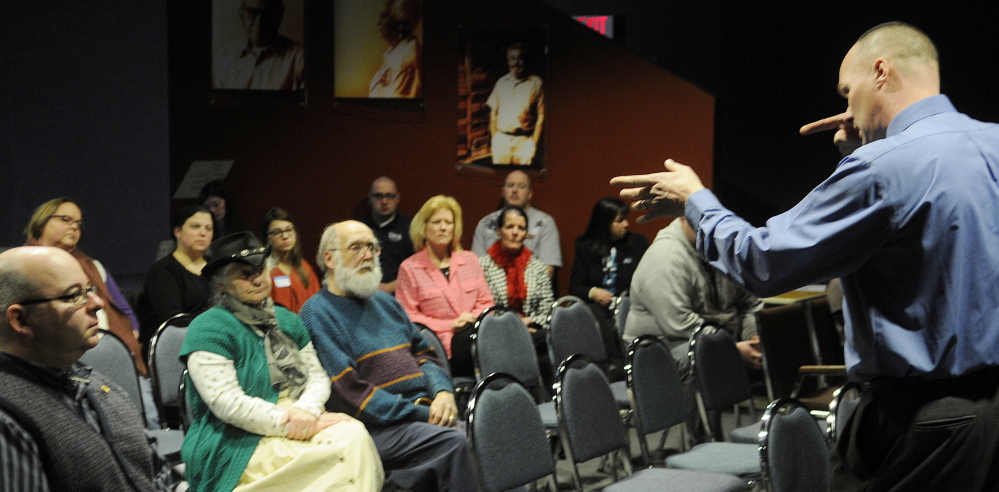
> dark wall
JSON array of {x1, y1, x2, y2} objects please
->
[
  {"x1": 1, "y1": 1, "x2": 170, "y2": 290},
  {"x1": 168, "y1": 0, "x2": 716, "y2": 292},
  {"x1": 543, "y1": 1, "x2": 999, "y2": 225}
]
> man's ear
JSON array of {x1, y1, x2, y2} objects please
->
[
  {"x1": 873, "y1": 58, "x2": 890, "y2": 89},
  {"x1": 5, "y1": 305, "x2": 34, "y2": 338},
  {"x1": 323, "y1": 250, "x2": 336, "y2": 273}
]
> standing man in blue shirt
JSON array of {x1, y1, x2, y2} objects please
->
[{"x1": 613, "y1": 22, "x2": 999, "y2": 490}]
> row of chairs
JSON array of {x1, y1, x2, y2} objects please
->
[{"x1": 466, "y1": 335, "x2": 837, "y2": 491}]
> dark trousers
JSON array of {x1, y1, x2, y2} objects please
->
[
  {"x1": 833, "y1": 367, "x2": 999, "y2": 491},
  {"x1": 369, "y1": 421, "x2": 476, "y2": 492},
  {"x1": 449, "y1": 328, "x2": 475, "y2": 378}
]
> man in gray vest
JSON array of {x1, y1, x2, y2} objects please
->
[{"x1": 0, "y1": 246, "x2": 175, "y2": 491}]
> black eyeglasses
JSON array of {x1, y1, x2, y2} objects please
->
[
  {"x1": 267, "y1": 226, "x2": 295, "y2": 238},
  {"x1": 370, "y1": 193, "x2": 398, "y2": 201},
  {"x1": 50, "y1": 215, "x2": 84, "y2": 229},
  {"x1": 19, "y1": 285, "x2": 97, "y2": 307}
]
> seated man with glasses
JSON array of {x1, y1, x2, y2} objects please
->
[
  {"x1": 300, "y1": 221, "x2": 475, "y2": 492},
  {"x1": 0, "y1": 246, "x2": 178, "y2": 491},
  {"x1": 358, "y1": 176, "x2": 414, "y2": 295}
]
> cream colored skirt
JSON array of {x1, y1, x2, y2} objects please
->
[{"x1": 233, "y1": 399, "x2": 383, "y2": 492}]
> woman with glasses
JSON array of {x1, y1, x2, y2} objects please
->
[
  {"x1": 181, "y1": 232, "x2": 382, "y2": 492},
  {"x1": 396, "y1": 196, "x2": 494, "y2": 377},
  {"x1": 138, "y1": 204, "x2": 214, "y2": 352},
  {"x1": 262, "y1": 207, "x2": 319, "y2": 313},
  {"x1": 23, "y1": 197, "x2": 147, "y2": 377}
]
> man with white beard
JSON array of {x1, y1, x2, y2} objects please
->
[{"x1": 300, "y1": 220, "x2": 474, "y2": 492}]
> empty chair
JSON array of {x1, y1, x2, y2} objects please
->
[
  {"x1": 689, "y1": 324, "x2": 761, "y2": 444},
  {"x1": 149, "y1": 313, "x2": 193, "y2": 430},
  {"x1": 556, "y1": 354, "x2": 748, "y2": 491},
  {"x1": 549, "y1": 297, "x2": 629, "y2": 407},
  {"x1": 627, "y1": 335, "x2": 688, "y2": 464},
  {"x1": 472, "y1": 308, "x2": 557, "y2": 431},
  {"x1": 759, "y1": 398, "x2": 831, "y2": 492},
  {"x1": 467, "y1": 373, "x2": 558, "y2": 492}
]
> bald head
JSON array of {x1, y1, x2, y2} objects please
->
[
  {"x1": 0, "y1": 247, "x2": 103, "y2": 369},
  {"x1": 851, "y1": 22, "x2": 940, "y2": 88},
  {"x1": 318, "y1": 221, "x2": 382, "y2": 298},
  {"x1": 502, "y1": 170, "x2": 533, "y2": 208}
]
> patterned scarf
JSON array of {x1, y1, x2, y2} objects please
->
[
  {"x1": 220, "y1": 294, "x2": 308, "y2": 399},
  {"x1": 487, "y1": 241, "x2": 532, "y2": 313}
]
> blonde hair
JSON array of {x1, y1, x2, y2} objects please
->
[
  {"x1": 24, "y1": 197, "x2": 77, "y2": 241},
  {"x1": 410, "y1": 195, "x2": 463, "y2": 252}
]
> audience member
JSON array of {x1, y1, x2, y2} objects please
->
[
  {"x1": 199, "y1": 180, "x2": 251, "y2": 238},
  {"x1": 479, "y1": 206, "x2": 555, "y2": 330},
  {"x1": 612, "y1": 22, "x2": 999, "y2": 490},
  {"x1": 358, "y1": 176, "x2": 414, "y2": 294},
  {"x1": 22, "y1": 198, "x2": 146, "y2": 376},
  {"x1": 180, "y1": 232, "x2": 382, "y2": 492},
  {"x1": 396, "y1": 196, "x2": 493, "y2": 378},
  {"x1": 262, "y1": 207, "x2": 320, "y2": 312},
  {"x1": 138, "y1": 205, "x2": 214, "y2": 352},
  {"x1": 0, "y1": 247, "x2": 177, "y2": 491},
  {"x1": 300, "y1": 221, "x2": 475, "y2": 492},
  {"x1": 488, "y1": 42, "x2": 544, "y2": 165},
  {"x1": 471, "y1": 170, "x2": 561, "y2": 277},
  {"x1": 368, "y1": 0, "x2": 422, "y2": 98},
  {"x1": 624, "y1": 218, "x2": 762, "y2": 442},
  {"x1": 569, "y1": 197, "x2": 648, "y2": 366},
  {"x1": 213, "y1": 0, "x2": 304, "y2": 90}
]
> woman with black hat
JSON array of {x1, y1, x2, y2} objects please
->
[{"x1": 179, "y1": 232, "x2": 383, "y2": 492}]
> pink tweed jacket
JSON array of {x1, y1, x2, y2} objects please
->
[{"x1": 395, "y1": 249, "x2": 494, "y2": 357}]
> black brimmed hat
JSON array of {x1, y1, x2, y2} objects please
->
[{"x1": 202, "y1": 231, "x2": 270, "y2": 279}]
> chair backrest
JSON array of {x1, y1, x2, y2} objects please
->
[
  {"x1": 627, "y1": 335, "x2": 687, "y2": 436},
  {"x1": 805, "y1": 297, "x2": 845, "y2": 366},
  {"x1": 826, "y1": 383, "x2": 860, "y2": 444},
  {"x1": 149, "y1": 313, "x2": 192, "y2": 428},
  {"x1": 756, "y1": 302, "x2": 816, "y2": 400},
  {"x1": 549, "y1": 299, "x2": 608, "y2": 368},
  {"x1": 417, "y1": 325, "x2": 453, "y2": 377},
  {"x1": 690, "y1": 324, "x2": 752, "y2": 411},
  {"x1": 473, "y1": 309, "x2": 545, "y2": 397},
  {"x1": 555, "y1": 354, "x2": 627, "y2": 464},
  {"x1": 467, "y1": 373, "x2": 556, "y2": 492},
  {"x1": 80, "y1": 329, "x2": 146, "y2": 422},
  {"x1": 759, "y1": 398, "x2": 830, "y2": 492}
]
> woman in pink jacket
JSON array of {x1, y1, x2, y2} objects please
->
[{"x1": 396, "y1": 195, "x2": 494, "y2": 377}]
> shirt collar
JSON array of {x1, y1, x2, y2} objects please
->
[{"x1": 886, "y1": 94, "x2": 956, "y2": 137}]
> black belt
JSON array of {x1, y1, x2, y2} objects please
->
[{"x1": 863, "y1": 366, "x2": 999, "y2": 398}]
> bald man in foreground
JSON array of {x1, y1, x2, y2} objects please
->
[
  {"x1": 613, "y1": 22, "x2": 999, "y2": 490},
  {"x1": 0, "y1": 247, "x2": 175, "y2": 491}
]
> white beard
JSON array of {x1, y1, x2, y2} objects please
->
[{"x1": 335, "y1": 257, "x2": 383, "y2": 299}]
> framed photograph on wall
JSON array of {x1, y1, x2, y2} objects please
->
[
  {"x1": 457, "y1": 29, "x2": 548, "y2": 171},
  {"x1": 211, "y1": 0, "x2": 306, "y2": 92},
  {"x1": 334, "y1": 0, "x2": 424, "y2": 99}
]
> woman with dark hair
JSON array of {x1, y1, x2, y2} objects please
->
[
  {"x1": 479, "y1": 206, "x2": 554, "y2": 329},
  {"x1": 181, "y1": 232, "x2": 382, "y2": 492},
  {"x1": 138, "y1": 204, "x2": 214, "y2": 350},
  {"x1": 23, "y1": 197, "x2": 146, "y2": 375},
  {"x1": 569, "y1": 197, "x2": 649, "y2": 364},
  {"x1": 262, "y1": 207, "x2": 320, "y2": 313},
  {"x1": 199, "y1": 179, "x2": 251, "y2": 238}
]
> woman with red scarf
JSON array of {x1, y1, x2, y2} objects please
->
[{"x1": 479, "y1": 206, "x2": 555, "y2": 332}]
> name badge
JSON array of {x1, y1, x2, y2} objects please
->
[
  {"x1": 388, "y1": 231, "x2": 403, "y2": 242},
  {"x1": 623, "y1": 257, "x2": 634, "y2": 264},
  {"x1": 274, "y1": 275, "x2": 292, "y2": 288}
]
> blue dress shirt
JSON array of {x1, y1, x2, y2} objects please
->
[{"x1": 687, "y1": 95, "x2": 999, "y2": 381}]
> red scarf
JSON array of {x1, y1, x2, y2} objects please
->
[{"x1": 487, "y1": 241, "x2": 532, "y2": 313}]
